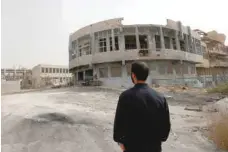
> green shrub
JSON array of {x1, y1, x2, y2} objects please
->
[{"x1": 207, "y1": 83, "x2": 228, "y2": 94}]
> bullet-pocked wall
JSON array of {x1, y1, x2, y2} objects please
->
[
  {"x1": 69, "y1": 18, "x2": 204, "y2": 87},
  {"x1": 85, "y1": 60, "x2": 196, "y2": 88}
]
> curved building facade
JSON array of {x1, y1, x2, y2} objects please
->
[{"x1": 69, "y1": 18, "x2": 204, "y2": 87}]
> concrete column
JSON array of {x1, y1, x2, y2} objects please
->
[
  {"x1": 106, "y1": 32, "x2": 110, "y2": 52},
  {"x1": 119, "y1": 33, "x2": 125, "y2": 51},
  {"x1": 169, "y1": 37, "x2": 173, "y2": 49},
  {"x1": 147, "y1": 35, "x2": 153, "y2": 53},
  {"x1": 75, "y1": 72, "x2": 78, "y2": 82},
  {"x1": 135, "y1": 26, "x2": 140, "y2": 49},
  {"x1": 159, "y1": 27, "x2": 165, "y2": 50},
  {"x1": 111, "y1": 29, "x2": 115, "y2": 51},
  {"x1": 107, "y1": 65, "x2": 111, "y2": 78},
  {"x1": 121, "y1": 61, "x2": 127, "y2": 78},
  {"x1": 83, "y1": 71, "x2": 86, "y2": 80},
  {"x1": 192, "y1": 38, "x2": 196, "y2": 54},
  {"x1": 175, "y1": 31, "x2": 181, "y2": 50},
  {"x1": 91, "y1": 33, "x2": 95, "y2": 55},
  {"x1": 185, "y1": 34, "x2": 189, "y2": 52},
  {"x1": 151, "y1": 34, "x2": 156, "y2": 51},
  {"x1": 68, "y1": 38, "x2": 72, "y2": 61},
  {"x1": 76, "y1": 40, "x2": 79, "y2": 57}
]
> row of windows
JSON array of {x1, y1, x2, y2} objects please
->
[
  {"x1": 41, "y1": 68, "x2": 69, "y2": 73},
  {"x1": 99, "y1": 66, "x2": 122, "y2": 78},
  {"x1": 98, "y1": 64, "x2": 196, "y2": 78},
  {"x1": 70, "y1": 35, "x2": 202, "y2": 60}
]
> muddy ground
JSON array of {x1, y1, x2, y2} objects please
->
[{"x1": 1, "y1": 87, "x2": 225, "y2": 152}]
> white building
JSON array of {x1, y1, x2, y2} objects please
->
[
  {"x1": 69, "y1": 18, "x2": 204, "y2": 88},
  {"x1": 32, "y1": 64, "x2": 72, "y2": 88}
]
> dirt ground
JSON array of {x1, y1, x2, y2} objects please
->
[{"x1": 1, "y1": 87, "x2": 226, "y2": 152}]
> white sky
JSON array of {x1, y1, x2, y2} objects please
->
[{"x1": 1, "y1": 0, "x2": 228, "y2": 68}]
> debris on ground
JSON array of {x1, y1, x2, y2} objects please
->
[
  {"x1": 205, "y1": 96, "x2": 225, "y2": 102},
  {"x1": 184, "y1": 105, "x2": 202, "y2": 112},
  {"x1": 203, "y1": 97, "x2": 228, "y2": 113}
]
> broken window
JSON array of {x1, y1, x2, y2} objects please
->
[
  {"x1": 139, "y1": 35, "x2": 148, "y2": 49},
  {"x1": 164, "y1": 36, "x2": 170, "y2": 49},
  {"x1": 195, "y1": 39, "x2": 201, "y2": 54},
  {"x1": 42, "y1": 68, "x2": 45, "y2": 73},
  {"x1": 60, "y1": 69, "x2": 62, "y2": 73},
  {"x1": 49, "y1": 68, "x2": 52, "y2": 73},
  {"x1": 158, "y1": 65, "x2": 166, "y2": 74},
  {"x1": 125, "y1": 35, "x2": 137, "y2": 50},
  {"x1": 172, "y1": 38, "x2": 177, "y2": 50},
  {"x1": 183, "y1": 63, "x2": 189, "y2": 74},
  {"x1": 56, "y1": 68, "x2": 59, "y2": 73},
  {"x1": 201, "y1": 46, "x2": 206, "y2": 53},
  {"x1": 111, "y1": 66, "x2": 122, "y2": 77},
  {"x1": 99, "y1": 38, "x2": 107, "y2": 52},
  {"x1": 115, "y1": 36, "x2": 119, "y2": 50},
  {"x1": 71, "y1": 40, "x2": 77, "y2": 59},
  {"x1": 167, "y1": 63, "x2": 173, "y2": 74},
  {"x1": 175, "y1": 64, "x2": 182, "y2": 75},
  {"x1": 99, "y1": 67, "x2": 108, "y2": 78},
  {"x1": 79, "y1": 45, "x2": 82, "y2": 56},
  {"x1": 180, "y1": 40, "x2": 185, "y2": 51},
  {"x1": 78, "y1": 71, "x2": 84, "y2": 81},
  {"x1": 45, "y1": 68, "x2": 48, "y2": 73},
  {"x1": 84, "y1": 42, "x2": 91, "y2": 55},
  {"x1": 109, "y1": 37, "x2": 113, "y2": 51},
  {"x1": 72, "y1": 40, "x2": 76, "y2": 49},
  {"x1": 155, "y1": 35, "x2": 161, "y2": 49},
  {"x1": 191, "y1": 66, "x2": 196, "y2": 74},
  {"x1": 53, "y1": 68, "x2": 56, "y2": 73},
  {"x1": 109, "y1": 36, "x2": 119, "y2": 51}
]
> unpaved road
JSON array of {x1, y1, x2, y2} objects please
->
[{"x1": 1, "y1": 87, "x2": 220, "y2": 152}]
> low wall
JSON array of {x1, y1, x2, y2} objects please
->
[{"x1": 1, "y1": 80, "x2": 21, "y2": 94}]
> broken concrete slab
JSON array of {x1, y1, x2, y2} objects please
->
[
  {"x1": 185, "y1": 106, "x2": 202, "y2": 112},
  {"x1": 203, "y1": 97, "x2": 228, "y2": 113}
]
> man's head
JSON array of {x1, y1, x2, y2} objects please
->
[{"x1": 131, "y1": 61, "x2": 149, "y2": 84}]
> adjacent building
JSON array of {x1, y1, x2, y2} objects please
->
[
  {"x1": 32, "y1": 64, "x2": 72, "y2": 88},
  {"x1": 68, "y1": 18, "x2": 204, "y2": 88},
  {"x1": 1, "y1": 68, "x2": 31, "y2": 81},
  {"x1": 195, "y1": 30, "x2": 228, "y2": 84}
]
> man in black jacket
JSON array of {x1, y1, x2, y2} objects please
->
[{"x1": 113, "y1": 61, "x2": 171, "y2": 152}]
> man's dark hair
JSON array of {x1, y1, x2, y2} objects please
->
[{"x1": 131, "y1": 61, "x2": 149, "y2": 81}]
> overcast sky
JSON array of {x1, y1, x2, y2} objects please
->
[{"x1": 1, "y1": 0, "x2": 228, "y2": 68}]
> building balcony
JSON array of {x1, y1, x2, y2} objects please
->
[
  {"x1": 208, "y1": 49, "x2": 228, "y2": 56},
  {"x1": 196, "y1": 59, "x2": 210, "y2": 68},
  {"x1": 69, "y1": 55, "x2": 93, "y2": 69},
  {"x1": 210, "y1": 61, "x2": 228, "y2": 67},
  {"x1": 69, "y1": 49, "x2": 204, "y2": 69}
]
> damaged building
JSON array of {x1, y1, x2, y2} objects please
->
[
  {"x1": 69, "y1": 18, "x2": 204, "y2": 88},
  {"x1": 195, "y1": 30, "x2": 228, "y2": 84}
]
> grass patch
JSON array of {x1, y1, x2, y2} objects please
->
[
  {"x1": 208, "y1": 112, "x2": 228, "y2": 150},
  {"x1": 207, "y1": 83, "x2": 228, "y2": 94}
]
